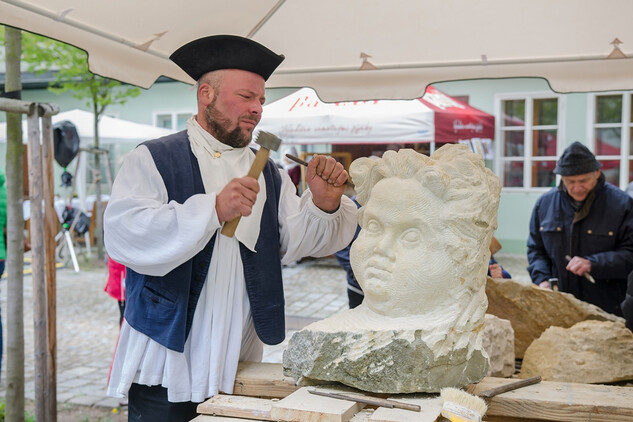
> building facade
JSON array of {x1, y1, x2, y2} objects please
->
[{"x1": 3, "y1": 76, "x2": 632, "y2": 254}]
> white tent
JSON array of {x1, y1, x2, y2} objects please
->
[
  {"x1": 0, "y1": 108, "x2": 174, "y2": 145},
  {"x1": 256, "y1": 87, "x2": 434, "y2": 145},
  {"x1": 0, "y1": 109, "x2": 174, "y2": 213}
]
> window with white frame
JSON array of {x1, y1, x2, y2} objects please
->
[
  {"x1": 591, "y1": 93, "x2": 633, "y2": 188},
  {"x1": 497, "y1": 94, "x2": 561, "y2": 188},
  {"x1": 154, "y1": 112, "x2": 193, "y2": 131}
]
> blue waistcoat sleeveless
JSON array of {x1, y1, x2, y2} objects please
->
[{"x1": 124, "y1": 131, "x2": 285, "y2": 352}]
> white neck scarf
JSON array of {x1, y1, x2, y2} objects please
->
[{"x1": 186, "y1": 116, "x2": 265, "y2": 251}]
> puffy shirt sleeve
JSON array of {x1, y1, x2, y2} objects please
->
[
  {"x1": 104, "y1": 146, "x2": 220, "y2": 276},
  {"x1": 276, "y1": 170, "x2": 358, "y2": 265}
]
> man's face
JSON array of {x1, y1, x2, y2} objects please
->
[
  {"x1": 200, "y1": 69, "x2": 266, "y2": 148},
  {"x1": 561, "y1": 170, "x2": 601, "y2": 201}
]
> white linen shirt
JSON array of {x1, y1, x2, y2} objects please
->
[{"x1": 104, "y1": 136, "x2": 357, "y2": 403}]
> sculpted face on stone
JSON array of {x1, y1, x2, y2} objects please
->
[
  {"x1": 350, "y1": 146, "x2": 501, "y2": 319},
  {"x1": 351, "y1": 177, "x2": 449, "y2": 316}
]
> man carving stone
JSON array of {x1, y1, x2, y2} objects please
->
[{"x1": 283, "y1": 145, "x2": 501, "y2": 393}]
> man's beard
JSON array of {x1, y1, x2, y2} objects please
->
[{"x1": 204, "y1": 98, "x2": 256, "y2": 148}]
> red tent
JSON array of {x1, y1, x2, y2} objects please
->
[{"x1": 419, "y1": 86, "x2": 494, "y2": 143}]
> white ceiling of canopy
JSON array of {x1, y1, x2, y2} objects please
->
[{"x1": 1, "y1": 0, "x2": 632, "y2": 101}]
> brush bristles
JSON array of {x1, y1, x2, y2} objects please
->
[{"x1": 439, "y1": 387, "x2": 487, "y2": 422}]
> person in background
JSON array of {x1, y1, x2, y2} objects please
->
[
  {"x1": 622, "y1": 271, "x2": 633, "y2": 331},
  {"x1": 488, "y1": 236, "x2": 511, "y2": 279},
  {"x1": 527, "y1": 141, "x2": 633, "y2": 316},
  {"x1": 334, "y1": 190, "x2": 363, "y2": 308},
  {"x1": 625, "y1": 180, "x2": 633, "y2": 198},
  {"x1": 104, "y1": 256, "x2": 126, "y2": 326},
  {"x1": 103, "y1": 35, "x2": 356, "y2": 421},
  {"x1": 282, "y1": 146, "x2": 301, "y2": 194},
  {"x1": 0, "y1": 167, "x2": 6, "y2": 379}
]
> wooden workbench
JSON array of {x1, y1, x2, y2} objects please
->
[{"x1": 191, "y1": 362, "x2": 633, "y2": 421}]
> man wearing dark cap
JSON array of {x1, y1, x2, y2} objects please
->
[
  {"x1": 527, "y1": 141, "x2": 633, "y2": 317},
  {"x1": 103, "y1": 35, "x2": 357, "y2": 421}
]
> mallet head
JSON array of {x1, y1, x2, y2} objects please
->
[{"x1": 255, "y1": 131, "x2": 282, "y2": 152}]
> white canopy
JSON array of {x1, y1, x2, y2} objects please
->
[
  {"x1": 255, "y1": 87, "x2": 494, "y2": 145},
  {"x1": 257, "y1": 87, "x2": 434, "y2": 144},
  {"x1": 1, "y1": 0, "x2": 632, "y2": 101}
]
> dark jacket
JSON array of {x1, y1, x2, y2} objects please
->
[
  {"x1": 527, "y1": 177, "x2": 633, "y2": 316},
  {"x1": 334, "y1": 197, "x2": 362, "y2": 295},
  {"x1": 124, "y1": 131, "x2": 285, "y2": 352},
  {"x1": 622, "y1": 271, "x2": 633, "y2": 331}
]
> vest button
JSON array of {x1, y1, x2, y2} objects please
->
[
  {"x1": 587, "y1": 229, "x2": 592, "y2": 234},
  {"x1": 151, "y1": 297, "x2": 159, "y2": 304}
]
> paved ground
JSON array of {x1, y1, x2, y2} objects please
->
[{"x1": 0, "y1": 252, "x2": 529, "y2": 412}]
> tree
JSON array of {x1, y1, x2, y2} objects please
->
[
  {"x1": 20, "y1": 31, "x2": 141, "y2": 262},
  {"x1": 2, "y1": 25, "x2": 27, "y2": 422}
]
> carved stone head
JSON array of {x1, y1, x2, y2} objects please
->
[{"x1": 349, "y1": 146, "x2": 501, "y2": 321}]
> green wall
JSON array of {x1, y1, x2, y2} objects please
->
[{"x1": 431, "y1": 78, "x2": 588, "y2": 255}]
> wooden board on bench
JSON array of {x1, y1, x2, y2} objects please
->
[
  {"x1": 219, "y1": 362, "x2": 633, "y2": 421},
  {"x1": 467, "y1": 377, "x2": 633, "y2": 421},
  {"x1": 270, "y1": 387, "x2": 365, "y2": 422},
  {"x1": 233, "y1": 361, "x2": 298, "y2": 398}
]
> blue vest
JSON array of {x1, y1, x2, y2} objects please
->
[{"x1": 124, "y1": 131, "x2": 285, "y2": 352}]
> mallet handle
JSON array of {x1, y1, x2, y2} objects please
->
[{"x1": 221, "y1": 148, "x2": 271, "y2": 237}]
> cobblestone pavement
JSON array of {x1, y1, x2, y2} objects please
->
[{"x1": 0, "y1": 253, "x2": 529, "y2": 409}]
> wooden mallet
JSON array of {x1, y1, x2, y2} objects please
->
[{"x1": 220, "y1": 131, "x2": 282, "y2": 237}]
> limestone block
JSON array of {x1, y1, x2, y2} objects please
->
[
  {"x1": 282, "y1": 307, "x2": 489, "y2": 394},
  {"x1": 483, "y1": 314, "x2": 515, "y2": 378},
  {"x1": 520, "y1": 320, "x2": 633, "y2": 384},
  {"x1": 486, "y1": 277, "x2": 623, "y2": 358}
]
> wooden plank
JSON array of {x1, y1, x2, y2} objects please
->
[
  {"x1": 233, "y1": 361, "x2": 298, "y2": 398},
  {"x1": 196, "y1": 394, "x2": 273, "y2": 420},
  {"x1": 467, "y1": 377, "x2": 633, "y2": 421},
  {"x1": 369, "y1": 396, "x2": 442, "y2": 422},
  {"x1": 42, "y1": 113, "x2": 58, "y2": 422},
  {"x1": 350, "y1": 409, "x2": 374, "y2": 421},
  {"x1": 270, "y1": 387, "x2": 365, "y2": 422},
  {"x1": 28, "y1": 106, "x2": 48, "y2": 422},
  {"x1": 229, "y1": 363, "x2": 633, "y2": 421}
]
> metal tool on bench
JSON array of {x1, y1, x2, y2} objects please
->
[
  {"x1": 221, "y1": 131, "x2": 282, "y2": 237},
  {"x1": 308, "y1": 388, "x2": 421, "y2": 412},
  {"x1": 478, "y1": 375, "x2": 542, "y2": 398}
]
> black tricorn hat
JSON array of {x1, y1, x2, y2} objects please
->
[
  {"x1": 553, "y1": 141, "x2": 602, "y2": 176},
  {"x1": 169, "y1": 35, "x2": 284, "y2": 81}
]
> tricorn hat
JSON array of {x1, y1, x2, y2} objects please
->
[
  {"x1": 553, "y1": 141, "x2": 602, "y2": 176},
  {"x1": 170, "y1": 35, "x2": 284, "y2": 81}
]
